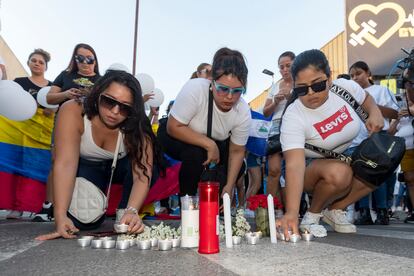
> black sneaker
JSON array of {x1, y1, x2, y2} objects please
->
[
  {"x1": 32, "y1": 202, "x2": 54, "y2": 222},
  {"x1": 374, "y1": 208, "x2": 389, "y2": 225},
  {"x1": 404, "y1": 213, "x2": 414, "y2": 224},
  {"x1": 354, "y1": 208, "x2": 374, "y2": 225}
]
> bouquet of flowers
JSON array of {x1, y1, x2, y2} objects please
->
[
  {"x1": 150, "y1": 222, "x2": 174, "y2": 240},
  {"x1": 232, "y1": 209, "x2": 251, "y2": 237},
  {"x1": 246, "y1": 195, "x2": 283, "y2": 236},
  {"x1": 246, "y1": 194, "x2": 283, "y2": 211}
]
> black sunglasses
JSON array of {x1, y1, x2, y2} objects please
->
[
  {"x1": 99, "y1": 94, "x2": 133, "y2": 117},
  {"x1": 293, "y1": 79, "x2": 328, "y2": 96},
  {"x1": 75, "y1": 55, "x2": 95, "y2": 65}
]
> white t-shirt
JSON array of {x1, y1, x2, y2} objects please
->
[
  {"x1": 170, "y1": 78, "x2": 251, "y2": 146},
  {"x1": 280, "y1": 78, "x2": 366, "y2": 158},
  {"x1": 396, "y1": 116, "x2": 414, "y2": 150},
  {"x1": 0, "y1": 56, "x2": 4, "y2": 65},
  {"x1": 266, "y1": 80, "x2": 289, "y2": 121},
  {"x1": 350, "y1": 84, "x2": 399, "y2": 148}
]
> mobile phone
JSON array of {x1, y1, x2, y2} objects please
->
[{"x1": 86, "y1": 231, "x2": 117, "y2": 237}]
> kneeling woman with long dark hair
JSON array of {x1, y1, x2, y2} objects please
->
[
  {"x1": 37, "y1": 70, "x2": 164, "y2": 240},
  {"x1": 277, "y1": 49, "x2": 384, "y2": 239},
  {"x1": 158, "y1": 47, "x2": 251, "y2": 201}
]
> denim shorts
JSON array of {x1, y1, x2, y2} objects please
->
[
  {"x1": 280, "y1": 157, "x2": 315, "y2": 185},
  {"x1": 246, "y1": 152, "x2": 261, "y2": 168}
]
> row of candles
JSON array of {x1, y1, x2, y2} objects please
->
[{"x1": 223, "y1": 193, "x2": 313, "y2": 247}]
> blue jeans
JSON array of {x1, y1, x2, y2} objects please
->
[
  {"x1": 68, "y1": 156, "x2": 134, "y2": 230},
  {"x1": 358, "y1": 174, "x2": 396, "y2": 209}
]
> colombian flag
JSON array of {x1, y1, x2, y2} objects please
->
[{"x1": 0, "y1": 108, "x2": 54, "y2": 212}]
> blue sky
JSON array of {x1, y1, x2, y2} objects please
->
[{"x1": 1, "y1": 0, "x2": 344, "y2": 115}]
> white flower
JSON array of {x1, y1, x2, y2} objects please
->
[{"x1": 232, "y1": 209, "x2": 251, "y2": 237}]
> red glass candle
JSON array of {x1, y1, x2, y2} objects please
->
[{"x1": 198, "y1": 181, "x2": 219, "y2": 254}]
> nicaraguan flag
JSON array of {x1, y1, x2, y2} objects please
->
[{"x1": 246, "y1": 110, "x2": 272, "y2": 156}]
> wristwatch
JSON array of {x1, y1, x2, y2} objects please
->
[{"x1": 125, "y1": 206, "x2": 138, "y2": 215}]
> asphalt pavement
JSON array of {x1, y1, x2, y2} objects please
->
[{"x1": 1, "y1": 214, "x2": 413, "y2": 276}]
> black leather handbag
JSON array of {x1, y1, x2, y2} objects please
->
[
  {"x1": 351, "y1": 131, "x2": 405, "y2": 186},
  {"x1": 265, "y1": 134, "x2": 282, "y2": 156}
]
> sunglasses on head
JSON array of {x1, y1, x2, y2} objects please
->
[
  {"x1": 213, "y1": 80, "x2": 246, "y2": 95},
  {"x1": 75, "y1": 55, "x2": 95, "y2": 65},
  {"x1": 292, "y1": 79, "x2": 328, "y2": 96},
  {"x1": 200, "y1": 68, "x2": 211, "y2": 74},
  {"x1": 99, "y1": 94, "x2": 133, "y2": 117}
]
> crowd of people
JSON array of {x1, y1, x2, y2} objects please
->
[{"x1": 1, "y1": 43, "x2": 413, "y2": 241}]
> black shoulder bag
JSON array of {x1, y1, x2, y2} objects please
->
[
  {"x1": 200, "y1": 87, "x2": 229, "y2": 186},
  {"x1": 305, "y1": 84, "x2": 405, "y2": 187}
]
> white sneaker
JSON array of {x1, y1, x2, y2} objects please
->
[
  {"x1": 322, "y1": 209, "x2": 357, "y2": 233},
  {"x1": 300, "y1": 211, "x2": 323, "y2": 232}
]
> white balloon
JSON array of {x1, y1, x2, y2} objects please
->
[
  {"x1": 107, "y1": 63, "x2": 130, "y2": 73},
  {"x1": 0, "y1": 80, "x2": 37, "y2": 121},
  {"x1": 37, "y1": 86, "x2": 59, "y2": 108},
  {"x1": 135, "y1": 73, "x2": 155, "y2": 95},
  {"x1": 147, "y1": 88, "x2": 164, "y2": 107}
]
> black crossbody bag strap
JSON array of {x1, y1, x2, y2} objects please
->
[
  {"x1": 207, "y1": 85, "x2": 214, "y2": 138},
  {"x1": 304, "y1": 83, "x2": 368, "y2": 163}
]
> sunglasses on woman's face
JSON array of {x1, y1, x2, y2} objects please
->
[
  {"x1": 99, "y1": 94, "x2": 133, "y2": 117},
  {"x1": 293, "y1": 79, "x2": 328, "y2": 96},
  {"x1": 213, "y1": 80, "x2": 246, "y2": 95},
  {"x1": 75, "y1": 55, "x2": 95, "y2": 65}
]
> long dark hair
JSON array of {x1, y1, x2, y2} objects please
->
[
  {"x1": 211, "y1": 47, "x2": 248, "y2": 87},
  {"x1": 282, "y1": 49, "x2": 331, "y2": 115},
  {"x1": 66, "y1": 43, "x2": 100, "y2": 75},
  {"x1": 84, "y1": 70, "x2": 165, "y2": 181},
  {"x1": 349, "y1": 61, "x2": 374, "y2": 85}
]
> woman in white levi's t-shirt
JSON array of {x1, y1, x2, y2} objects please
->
[
  {"x1": 262, "y1": 51, "x2": 295, "y2": 202},
  {"x1": 276, "y1": 50, "x2": 384, "y2": 240}
]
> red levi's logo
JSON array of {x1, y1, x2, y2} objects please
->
[{"x1": 313, "y1": 105, "x2": 353, "y2": 140}]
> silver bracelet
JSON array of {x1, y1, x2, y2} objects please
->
[{"x1": 125, "y1": 206, "x2": 138, "y2": 215}]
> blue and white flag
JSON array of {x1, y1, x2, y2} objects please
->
[{"x1": 245, "y1": 110, "x2": 272, "y2": 156}]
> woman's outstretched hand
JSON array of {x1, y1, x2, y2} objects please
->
[{"x1": 35, "y1": 215, "x2": 79, "y2": 241}]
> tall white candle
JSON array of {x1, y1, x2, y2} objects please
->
[
  {"x1": 223, "y1": 193, "x2": 233, "y2": 248},
  {"x1": 267, "y1": 194, "x2": 277, "y2": 244}
]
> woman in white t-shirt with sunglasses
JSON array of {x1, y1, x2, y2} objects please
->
[
  {"x1": 263, "y1": 51, "x2": 295, "y2": 203},
  {"x1": 159, "y1": 47, "x2": 250, "y2": 202},
  {"x1": 276, "y1": 49, "x2": 384, "y2": 240}
]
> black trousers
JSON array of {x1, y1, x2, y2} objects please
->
[{"x1": 158, "y1": 123, "x2": 245, "y2": 196}]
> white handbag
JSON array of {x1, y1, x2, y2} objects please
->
[{"x1": 68, "y1": 132, "x2": 122, "y2": 224}]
